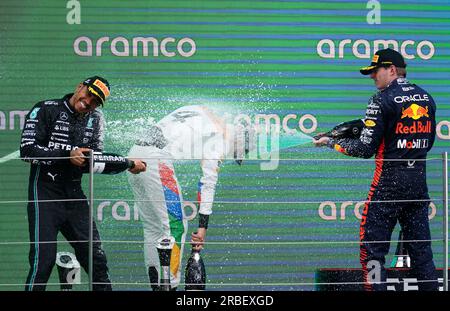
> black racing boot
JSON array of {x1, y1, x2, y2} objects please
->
[{"x1": 148, "y1": 266, "x2": 160, "y2": 291}]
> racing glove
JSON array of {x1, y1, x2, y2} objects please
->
[{"x1": 81, "y1": 151, "x2": 146, "y2": 175}]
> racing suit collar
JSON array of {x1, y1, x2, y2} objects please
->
[
  {"x1": 382, "y1": 77, "x2": 402, "y2": 92},
  {"x1": 63, "y1": 93, "x2": 92, "y2": 119},
  {"x1": 63, "y1": 93, "x2": 75, "y2": 114}
]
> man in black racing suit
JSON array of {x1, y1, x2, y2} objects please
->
[
  {"x1": 20, "y1": 76, "x2": 146, "y2": 290},
  {"x1": 314, "y1": 49, "x2": 438, "y2": 291}
]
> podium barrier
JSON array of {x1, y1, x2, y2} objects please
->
[{"x1": 315, "y1": 268, "x2": 450, "y2": 291}]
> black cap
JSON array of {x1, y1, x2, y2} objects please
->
[
  {"x1": 82, "y1": 76, "x2": 110, "y2": 105},
  {"x1": 360, "y1": 49, "x2": 407, "y2": 75}
]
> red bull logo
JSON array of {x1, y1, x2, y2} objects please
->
[
  {"x1": 401, "y1": 104, "x2": 429, "y2": 120},
  {"x1": 395, "y1": 120, "x2": 432, "y2": 134}
]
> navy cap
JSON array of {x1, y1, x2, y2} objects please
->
[{"x1": 360, "y1": 49, "x2": 407, "y2": 75}]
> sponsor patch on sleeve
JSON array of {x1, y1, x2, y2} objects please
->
[{"x1": 364, "y1": 120, "x2": 376, "y2": 127}]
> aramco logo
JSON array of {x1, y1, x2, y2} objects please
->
[
  {"x1": 317, "y1": 39, "x2": 435, "y2": 60},
  {"x1": 74, "y1": 36, "x2": 196, "y2": 57}
]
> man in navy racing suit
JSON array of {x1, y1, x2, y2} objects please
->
[
  {"x1": 313, "y1": 49, "x2": 438, "y2": 291},
  {"x1": 20, "y1": 76, "x2": 146, "y2": 290}
]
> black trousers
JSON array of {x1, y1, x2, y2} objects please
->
[{"x1": 25, "y1": 177, "x2": 111, "y2": 291}]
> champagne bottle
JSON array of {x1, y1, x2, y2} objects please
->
[
  {"x1": 156, "y1": 237, "x2": 175, "y2": 291},
  {"x1": 314, "y1": 119, "x2": 365, "y2": 140},
  {"x1": 185, "y1": 248, "x2": 206, "y2": 290}
]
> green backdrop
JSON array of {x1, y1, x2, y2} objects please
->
[{"x1": 0, "y1": 0, "x2": 449, "y2": 291}]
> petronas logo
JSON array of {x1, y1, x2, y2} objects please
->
[{"x1": 30, "y1": 108, "x2": 41, "y2": 119}]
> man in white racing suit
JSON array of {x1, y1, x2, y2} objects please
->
[{"x1": 127, "y1": 105, "x2": 254, "y2": 290}]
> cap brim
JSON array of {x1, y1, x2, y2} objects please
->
[
  {"x1": 86, "y1": 87, "x2": 105, "y2": 106},
  {"x1": 89, "y1": 93, "x2": 104, "y2": 106},
  {"x1": 359, "y1": 65, "x2": 378, "y2": 75}
]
